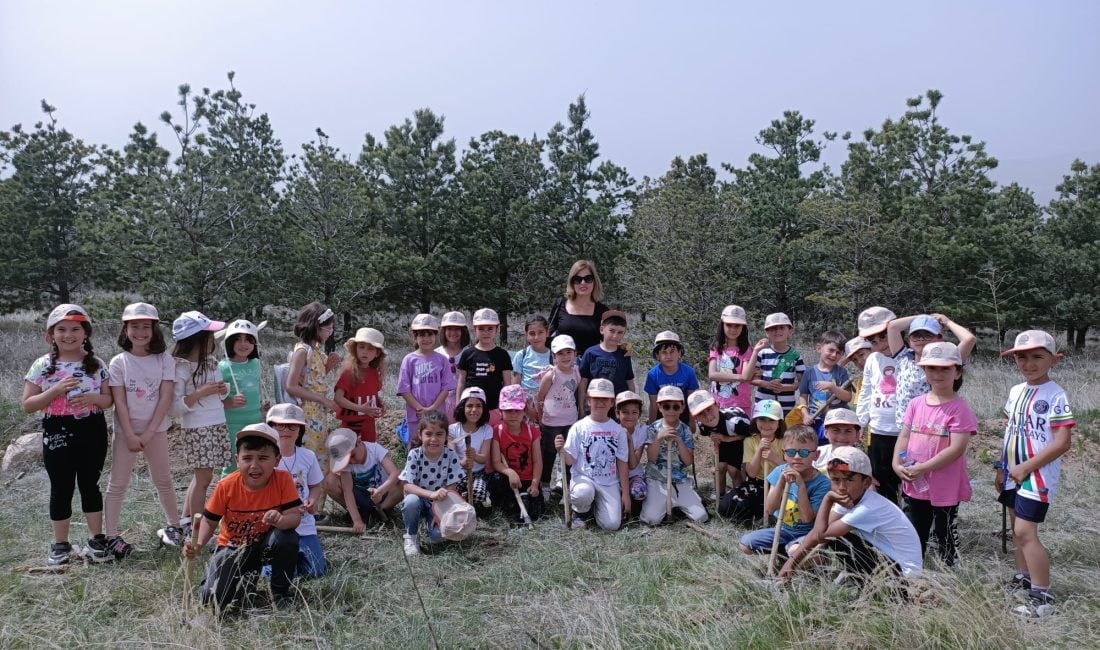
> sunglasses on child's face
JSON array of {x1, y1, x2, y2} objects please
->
[
  {"x1": 571, "y1": 274, "x2": 595, "y2": 285},
  {"x1": 660, "y1": 402, "x2": 683, "y2": 411},
  {"x1": 784, "y1": 448, "x2": 813, "y2": 458},
  {"x1": 272, "y1": 423, "x2": 297, "y2": 431}
]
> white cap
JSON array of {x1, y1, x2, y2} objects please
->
[
  {"x1": 46, "y1": 304, "x2": 90, "y2": 329},
  {"x1": 410, "y1": 313, "x2": 440, "y2": 331},
  {"x1": 472, "y1": 308, "x2": 500, "y2": 326},
  {"x1": 440, "y1": 311, "x2": 467, "y2": 328},
  {"x1": 840, "y1": 337, "x2": 873, "y2": 365},
  {"x1": 720, "y1": 305, "x2": 747, "y2": 325},
  {"x1": 345, "y1": 327, "x2": 386, "y2": 355},
  {"x1": 235, "y1": 422, "x2": 279, "y2": 447},
  {"x1": 857, "y1": 306, "x2": 896, "y2": 338},
  {"x1": 586, "y1": 378, "x2": 616, "y2": 398},
  {"x1": 172, "y1": 311, "x2": 225, "y2": 341},
  {"x1": 326, "y1": 428, "x2": 359, "y2": 473},
  {"x1": 824, "y1": 446, "x2": 873, "y2": 477},
  {"x1": 615, "y1": 390, "x2": 645, "y2": 408},
  {"x1": 550, "y1": 334, "x2": 576, "y2": 353},
  {"x1": 1002, "y1": 330, "x2": 1057, "y2": 356},
  {"x1": 686, "y1": 389, "x2": 716, "y2": 416},
  {"x1": 656, "y1": 385, "x2": 685, "y2": 403},
  {"x1": 459, "y1": 387, "x2": 487, "y2": 403},
  {"x1": 652, "y1": 331, "x2": 684, "y2": 357},
  {"x1": 764, "y1": 312, "x2": 792, "y2": 329},
  {"x1": 752, "y1": 400, "x2": 783, "y2": 421},
  {"x1": 266, "y1": 403, "x2": 306, "y2": 426},
  {"x1": 917, "y1": 341, "x2": 963, "y2": 367},
  {"x1": 121, "y1": 302, "x2": 159, "y2": 322},
  {"x1": 822, "y1": 408, "x2": 860, "y2": 428}
]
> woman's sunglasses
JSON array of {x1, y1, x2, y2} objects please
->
[
  {"x1": 783, "y1": 448, "x2": 813, "y2": 458},
  {"x1": 571, "y1": 274, "x2": 595, "y2": 285}
]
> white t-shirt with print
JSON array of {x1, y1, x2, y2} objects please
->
[
  {"x1": 448, "y1": 422, "x2": 493, "y2": 473},
  {"x1": 1002, "y1": 381, "x2": 1075, "y2": 503},
  {"x1": 564, "y1": 416, "x2": 628, "y2": 486},
  {"x1": 857, "y1": 351, "x2": 902, "y2": 436},
  {"x1": 109, "y1": 351, "x2": 176, "y2": 433},
  {"x1": 278, "y1": 447, "x2": 324, "y2": 537},
  {"x1": 834, "y1": 489, "x2": 923, "y2": 577}
]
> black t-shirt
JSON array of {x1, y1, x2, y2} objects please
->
[
  {"x1": 456, "y1": 346, "x2": 514, "y2": 410},
  {"x1": 698, "y1": 407, "x2": 753, "y2": 439},
  {"x1": 549, "y1": 299, "x2": 609, "y2": 356}
]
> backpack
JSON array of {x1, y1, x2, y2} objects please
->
[{"x1": 273, "y1": 345, "x2": 311, "y2": 406}]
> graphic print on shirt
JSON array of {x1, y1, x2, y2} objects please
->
[
  {"x1": 413, "y1": 358, "x2": 439, "y2": 384},
  {"x1": 878, "y1": 366, "x2": 897, "y2": 395},
  {"x1": 584, "y1": 433, "x2": 620, "y2": 476},
  {"x1": 714, "y1": 352, "x2": 741, "y2": 400},
  {"x1": 1002, "y1": 384, "x2": 1075, "y2": 502}
]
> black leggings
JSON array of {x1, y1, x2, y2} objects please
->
[
  {"x1": 907, "y1": 497, "x2": 960, "y2": 566},
  {"x1": 42, "y1": 413, "x2": 109, "y2": 521},
  {"x1": 870, "y1": 434, "x2": 901, "y2": 505},
  {"x1": 539, "y1": 424, "x2": 571, "y2": 485}
]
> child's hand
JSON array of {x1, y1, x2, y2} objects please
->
[
  {"x1": 554, "y1": 435, "x2": 565, "y2": 452},
  {"x1": 1008, "y1": 464, "x2": 1031, "y2": 485},
  {"x1": 410, "y1": 432, "x2": 421, "y2": 447},
  {"x1": 658, "y1": 425, "x2": 678, "y2": 443},
  {"x1": 229, "y1": 394, "x2": 247, "y2": 408},
  {"x1": 325, "y1": 351, "x2": 342, "y2": 373},
  {"x1": 68, "y1": 391, "x2": 97, "y2": 409},
  {"x1": 506, "y1": 469, "x2": 521, "y2": 490},
  {"x1": 262, "y1": 509, "x2": 282, "y2": 526},
  {"x1": 528, "y1": 481, "x2": 540, "y2": 498},
  {"x1": 825, "y1": 490, "x2": 853, "y2": 509},
  {"x1": 351, "y1": 519, "x2": 366, "y2": 533},
  {"x1": 801, "y1": 412, "x2": 814, "y2": 426},
  {"x1": 753, "y1": 338, "x2": 769, "y2": 352},
  {"x1": 124, "y1": 434, "x2": 144, "y2": 453},
  {"x1": 182, "y1": 540, "x2": 200, "y2": 560},
  {"x1": 323, "y1": 398, "x2": 339, "y2": 413},
  {"x1": 202, "y1": 381, "x2": 228, "y2": 398},
  {"x1": 261, "y1": 401, "x2": 271, "y2": 415},
  {"x1": 994, "y1": 468, "x2": 1005, "y2": 492},
  {"x1": 52, "y1": 376, "x2": 80, "y2": 396},
  {"x1": 897, "y1": 463, "x2": 925, "y2": 482},
  {"x1": 302, "y1": 497, "x2": 316, "y2": 514},
  {"x1": 781, "y1": 468, "x2": 801, "y2": 486},
  {"x1": 768, "y1": 379, "x2": 784, "y2": 392},
  {"x1": 463, "y1": 446, "x2": 475, "y2": 468},
  {"x1": 814, "y1": 381, "x2": 834, "y2": 392},
  {"x1": 430, "y1": 488, "x2": 449, "y2": 501},
  {"x1": 621, "y1": 490, "x2": 632, "y2": 514}
]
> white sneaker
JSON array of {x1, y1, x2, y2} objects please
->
[{"x1": 403, "y1": 534, "x2": 420, "y2": 556}]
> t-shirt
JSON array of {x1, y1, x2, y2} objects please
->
[
  {"x1": 448, "y1": 422, "x2": 494, "y2": 473},
  {"x1": 696, "y1": 407, "x2": 752, "y2": 439},
  {"x1": 542, "y1": 366, "x2": 580, "y2": 427},
  {"x1": 644, "y1": 362, "x2": 700, "y2": 425},
  {"x1": 173, "y1": 357, "x2": 228, "y2": 429},
  {"x1": 494, "y1": 422, "x2": 541, "y2": 482},
  {"x1": 901, "y1": 395, "x2": 978, "y2": 506},
  {"x1": 219, "y1": 358, "x2": 262, "y2": 440},
  {"x1": 834, "y1": 489, "x2": 923, "y2": 577},
  {"x1": 743, "y1": 436, "x2": 783, "y2": 479},
  {"x1": 857, "y1": 350, "x2": 903, "y2": 436},
  {"x1": 203, "y1": 469, "x2": 302, "y2": 547},
  {"x1": 456, "y1": 346, "x2": 513, "y2": 411},
  {"x1": 335, "y1": 366, "x2": 382, "y2": 442},
  {"x1": 752, "y1": 346, "x2": 805, "y2": 413},
  {"x1": 1001, "y1": 381, "x2": 1075, "y2": 503},
  {"x1": 344, "y1": 441, "x2": 391, "y2": 491},
  {"x1": 709, "y1": 346, "x2": 753, "y2": 412},
  {"x1": 396, "y1": 351, "x2": 455, "y2": 427},
  {"x1": 797, "y1": 364, "x2": 851, "y2": 421},
  {"x1": 435, "y1": 344, "x2": 462, "y2": 421},
  {"x1": 564, "y1": 416, "x2": 629, "y2": 486},
  {"x1": 24, "y1": 354, "x2": 110, "y2": 419},
  {"x1": 277, "y1": 447, "x2": 324, "y2": 537},
  {"x1": 549, "y1": 299, "x2": 609, "y2": 358},
  {"x1": 108, "y1": 351, "x2": 175, "y2": 432},
  {"x1": 399, "y1": 446, "x2": 464, "y2": 491},
  {"x1": 766, "y1": 465, "x2": 831, "y2": 535},
  {"x1": 513, "y1": 346, "x2": 551, "y2": 398},
  {"x1": 579, "y1": 345, "x2": 635, "y2": 394},
  {"x1": 892, "y1": 350, "x2": 927, "y2": 431},
  {"x1": 626, "y1": 425, "x2": 648, "y2": 479},
  {"x1": 644, "y1": 420, "x2": 695, "y2": 484}
]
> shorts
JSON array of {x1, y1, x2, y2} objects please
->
[
  {"x1": 716, "y1": 440, "x2": 743, "y2": 467},
  {"x1": 998, "y1": 489, "x2": 1049, "y2": 523}
]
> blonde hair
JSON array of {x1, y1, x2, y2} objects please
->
[
  {"x1": 783, "y1": 424, "x2": 818, "y2": 446},
  {"x1": 340, "y1": 341, "x2": 386, "y2": 387},
  {"x1": 564, "y1": 259, "x2": 604, "y2": 301}
]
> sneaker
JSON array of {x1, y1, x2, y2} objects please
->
[
  {"x1": 273, "y1": 593, "x2": 296, "y2": 611},
  {"x1": 47, "y1": 541, "x2": 73, "y2": 566},
  {"x1": 403, "y1": 534, "x2": 420, "y2": 556},
  {"x1": 158, "y1": 526, "x2": 185, "y2": 548},
  {"x1": 1012, "y1": 589, "x2": 1055, "y2": 618},
  {"x1": 81, "y1": 534, "x2": 113, "y2": 563},
  {"x1": 570, "y1": 517, "x2": 587, "y2": 529},
  {"x1": 106, "y1": 536, "x2": 134, "y2": 560},
  {"x1": 180, "y1": 519, "x2": 193, "y2": 541},
  {"x1": 1008, "y1": 572, "x2": 1032, "y2": 595}
]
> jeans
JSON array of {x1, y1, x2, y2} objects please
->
[
  {"x1": 200, "y1": 528, "x2": 300, "y2": 610},
  {"x1": 401, "y1": 494, "x2": 442, "y2": 540}
]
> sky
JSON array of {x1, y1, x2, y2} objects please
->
[{"x1": 2, "y1": 1, "x2": 1098, "y2": 202}]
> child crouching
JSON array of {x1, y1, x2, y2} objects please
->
[
  {"x1": 490, "y1": 384, "x2": 544, "y2": 523},
  {"x1": 641, "y1": 386, "x2": 708, "y2": 525},
  {"x1": 400, "y1": 410, "x2": 471, "y2": 556}
]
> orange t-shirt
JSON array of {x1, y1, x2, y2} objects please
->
[{"x1": 203, "y1": 469, "x2": 301, "y2": 547}]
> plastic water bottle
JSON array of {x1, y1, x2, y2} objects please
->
[
  {"x1": 898, "y1": 451, "x2": 929, "y2": 494},
  {"x1": 67, "y1": 387, "x2": 89, "y2": 420}
]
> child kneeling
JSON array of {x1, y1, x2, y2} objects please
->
[
  {"x1": 184, "y1": 424, "x2": 302, "y2": 611},
  {"x1": 640, "y1": 386, "x2": 707, "y2": 525},
  {"x1": 400, "y1": 410, "x2": 472, "y2": 555}
]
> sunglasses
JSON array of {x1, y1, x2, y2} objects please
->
[
  {"x1": 783, "y1": 448, "x2": 813, "y2": 458},
  {"x1": 272, "y1": 422, "x2": 299, "y2": 431},
  {"x1": 659, "y1": 402, "x2": 683, "y2": 411},
  {"x1": 571, "y1": 274, "x2": 595, "y2": 285}
]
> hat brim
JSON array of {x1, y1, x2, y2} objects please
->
[
  {"x1": 720, "y1": 316, "x2": 747, "y2": 325},
  {"x1": 824, "y1": 420, "x2": 861, "y2": 428},
  {"x1": 858, "y1": 324, "x2": 887, "y2": 338},
  {"x1": 753, "y1": 412, "x2": 781, "y2": 421},
  {"x1": 688, "y1": 400, "x2": 715, "y2": 416},
  {"x1": 204, "y1": 320, "x2": 226, "y2": 332},
  {"x1": 330, "y1": 453, "x2": 351, "y2": 474},
  {"x1": 651, "y1": 342, "x2": 684, "y2": 358},
  {"x1": 499, "y1": 401, "x2": 527, "y2": 411},
  {"x1": 916, "y1": 358, "x2": 959, "y2": 367},
  {"x1": 1000, "y1": 344, "x2": 1053, "y2": 356},
  {"x1": 267, "y1": 416, "x2": 306, "y2": 427},
  {"x1": 587, "y1": 391, "x2": 615, "y2": 399},
  {"x1": 236, "y1": 429, "x2": 277, "y2": 446},
  {"x1": 471, "y1": 320, "x2": 499, "y2": 326}
]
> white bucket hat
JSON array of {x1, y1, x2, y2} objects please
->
[{"x1": 345, "y1": 327, "x2": 386, "y2": 355}]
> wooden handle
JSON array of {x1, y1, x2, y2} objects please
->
[
  {"x1": 559, "y1": 449, "x2": 571, "y2": 526},
  {"x1": 315, "y1": 525, "x2": 362, "y2": 534},
  {"x1": 665, "y1": 441, "x2": 673, "y2": 519},
  {"x1": 766, "y1": 477, "x2": 787, "y2": 577}
]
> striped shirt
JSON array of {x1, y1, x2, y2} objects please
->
[
  {"x1": 1002, "y1": 381, "x2": 1075, "y2": 503},
  {"x1": 752, "y1": 346, "x2": 805, "y2": 413}
]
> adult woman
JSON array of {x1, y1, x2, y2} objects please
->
[{"x1": 547, "y1": 260, "x2": 610, "y2": 356}]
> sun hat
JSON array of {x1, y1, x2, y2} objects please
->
[
  {"x1": 326, "y1": 428, "x2": 359, "y2": 473},
  {"x1": 823, "y1": 408, "x2": 860, "y2": 428},
  {"x1": 235, "y1": 422, "x2": 279, "y2": 446},
  {"x1": 686, "y1": 389, "x2": 716, "y2": 416},
  {"x1": 917, "y1": 341, "x2": 962, "y2": 367},
  {"x1": 550, "y1": 334, "x2": 576, "y2": 353},
  {"x1": 498, "y1": 384, "x2": 528, "y2": 411},
  {"x1": 440, "y1": 311, "x2": 467, "y2": 328},
  {"x1": 1001, "y1": 330, "x2": 1057, "y2": 356},
  {"x1": 344, "y1": 327, "x2": 386, "y2": 355},
  {"x1": 586, "y1": 378, "x2": 615, "y2": 398},
  {"x1": 752, "y1": 399, "x2": 783, "y2": 421},
  {"x1": 840, "y1": 337, "x2": 873, "y2": 365},
  {"x1": 615, "y1": 390, "x2": 645, "y2": 409},
  {"x1": 172, "y1": 311, "x2": 225, "y2": 341},
  {"x1": 121, "y1": 303, "x2": 159, "y2": 322},
  {"x1": 221, "y1": 319, "x2": 267, "y2": 340},
  {"x1": 764, "y1": 312, "x2": 792, "y2": 329},
  {"x1": 908, "y1": 315, "x2": 942, "y2": 336},
  {"x1": 857, "y1": 306, "x2": 896, "y2": 338},
  {"x1": 410, "y1": 313, "x2": 440, "y2": 332},
  {"x1": 825, "y1": 446, "x2": 873, "y2": 477},
  {"x1": 266, "y1": 403, "x2": 306, "y2": 426},
  {"x1": 721, "y1": 305, "x2": 748, "y2": 325},
  {"x1": 47, "y1": 304, "x2": 90, "y2": 328},
  {"x1": 472, "y1": 308, "x2": 500, "y2": 326},
  {"x1": 656, "y1": 385, "x2": 685, "y2": 403},
  {"x1": 651, "y1": 331, "x2": 684, "y2": 357},
  {"x1": 437, "y1": 493, "x2": 477, "y2": 540}
]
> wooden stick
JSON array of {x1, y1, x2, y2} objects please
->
[
  {"x1": 513, "y1": 489, "x2": 533, "y2": 528},
  {"x1": 465, "y1": 433, "x2": 474, "y2": 502},
  {"x1": 181, "y1": 513, "x2": 202, "y2": 624},
  {"x1": 1001, "y1": 502, "x2": 1008, "y2": 554},
  {"x1": 315, "y1": 525, "x2": 362, "y2": 534},
  {"x1": 559, "y1": 449, "x2": 571, "y2": 527},
  {"x1": 713, "y1": 440, "x2": 722, "y2": 502},
  {"x1": 762, "y1": 477, "x2": 769, "y2": 527},
  {"x1": 766, "y1": 477, "x2": 788, "y2": 577},
  {"x1": 12, "y1": 564, "x2": 70, "y2": 574},
  {"x1": 684, "y1": 521, "x2": 720, "y2": 540},
  {"x1": 665, "y1": 441, "x2": 673, "y2": 521}
]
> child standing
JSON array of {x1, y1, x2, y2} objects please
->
[
  {"x1": 718, "y1": 400, "x2": 786, "y2": 524},
  {"x1": 436, "y1": 311, "x2": 470, "y2": 420},
  {"x1": 738, "y1": 425, "x2": 830, "y2": 556},
  {"x1": 812, "y1": 408, "x2": 863, "y2": 471},
  {"x1": 285, "y1": 303, "x2": 341, "y2": 481},
  {"x1": 616, "y1": 391, "x2": 648, "y2": 515},
  {"x1": 448, "y1": 387, "x2": 494, "y2": 508},
  {"x1": 335, "y1": 327, "x2": 386, "y2": 442},
  {"x1": 644, "y1": 331, "x2": 699, "y2": 425},
  {"x1": 397, "y1": 314, "x2": 455, "y2": 447},
  {"x1": 172, "y1": 311, "x2": 230, "y2": 540},
  {"x1": 554, "y1": 378, "x2": 631, "y2": 530},
  {"x1": 105, "y1": 303, "x2": 181, "y2": 557},
  {"x1": 491, "y1": 385, "x2": 545, "y2": 523},
  {"x1": 578, "y1": 311, "x2": 636, "y2": 397},
  {"x1": 891, "y1": 342, "x2": 977, "y2": 567},
  {"x1": 399, "y1": 411, "x2": 468, "y2": 556},
  {"x1": 22, "y1": 304, "x2": 114, "y2": 565},
  {"x1": 267, "y1": 403, "x2": 326, "y2": 578},
  {"x1": 887, "y1": 313, "x2": 977, "y2": 432},
  {"x1": 796, "y1": 330, "x2": 852, "y2": 443},
  {"x1": 641, "y1": 387, "x2": 708, "y2": 525},
  {"x1": 536, "y1": 335, "x2": 582, "y2": 496},
  {"x1": 998, "y1": 330, "x2": 1074, "y2": 617},
  {"x1": 325, "y1": 427, "x2": 402, "y2": 531},
  {"x1": 513, "y1": 316, "x2": 552, "y2": 406},
  {"x1": 456, "y1": 308, "x2": 514, "y2": 426},
  {"x1": 708, "y1": 305, "x2": 758, "y2": 413},
  {"x1": 750, "y1": 313, "x2": 805, "y2": 417},
  {"x1": 219, "y1": 319, "x2": 268, "y2": 476},
  {"x1": 855, "y1": 306, "x2": 903, "y2": 504}
]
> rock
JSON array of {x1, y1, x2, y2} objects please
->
[{"x1": 2, "y1": 431, "x2": 42, "y2": 475}]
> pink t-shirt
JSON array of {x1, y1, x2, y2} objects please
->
[
  {"x1": 901, "y1": 395, "x2": 978, "y2": 506},
  {"x1": 708, "y1": 347, "x2": 752, "y2": 411}
]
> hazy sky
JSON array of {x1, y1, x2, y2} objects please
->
[{"x1": 2, "y1": 2, "x2": 1098, "y2": 201}]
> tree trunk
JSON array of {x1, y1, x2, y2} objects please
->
[
  {"x1": 499, "y1": 309, "x2": 509, "y2": 346},
  {"x1": 1074, "y1": 326, "x2": 1088, "y2": 350},
  {"x1": 1066, "y1": 327, "x2": 1076, "y2": 350}
]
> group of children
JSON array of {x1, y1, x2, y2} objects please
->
[{"x1": 21, "y1": 299, "x2": 1074, "y2": 618}]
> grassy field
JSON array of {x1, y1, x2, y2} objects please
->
[{"x1": 0, "y1": 313, "x2": 1098, "y2": 648}]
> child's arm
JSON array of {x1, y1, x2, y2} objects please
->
[
  {"x1": 501, "y1": 370, "x2": 514, "y2": 386},
  {"x1": 890, "y1": 426, "x2": 913, "y2": 478},
  {"x1": 338, "y1": 471, "x2": 366, "y2": 531},
  {"x1": 708, "y1": 358, "x2": 738, "y2": 383},
  {"x1": 904, "y1": 432, "x2": 971, "y2": 480},
  {"x1": 677, "y1": 436, "x2": 694, "y2": 467},
  {"x1": 265, "y1": 506, "x2": 301, "y2": 531},
  {"x1": 21, "y1": 376, "x2": 74, "y2": 413},
  {"x1": 763, "y1": 476, "x2": 785, "y2": 515},
  {"x1": 427, "y1": 388, "x2": 449, "y2": 411},
  {"x1": 334, "y1": 387, "x2": 366, "y2": 413},
  {"x1": 529, "y1": 438, "x2": 543, "y2": 496},
  {"x1": 934, "y1": 313, "x2": 978, "y2": 362},
  {"x1": 287, "y1": 347, "x2": 335, "y2": 411},
  {"x1": 148, "y1": 379, "x2": 175, "y2": 434},
  {"x1": 69, "y1": 379, "x2": 113, "y2": 413},
  {"x1": 739, "y1": 341, "x2": 767, "y2": 381},
  {"x1": 555, "y1": 433, "x2": 575, "y2": 466},
  {"x1": 491, "y1": 438, "x2": 520, "y2": 488},
  {"x1": 781, "y1": 468, "x2": 816, "y2": 524},
  {"x1": 778, "y1": 497, "x2": 848, "y2": 578},
  {"x1": 887, "y1": 315, "x2": 917, "y2": 357},
  {"x1": 182, "y1": 515, "x2": 219, "y2": 559},
  {"x1": 780, "y1": 370, "x2": 803, "y2": 394},
  {"x1": 744, "y1": 438, "x2": 766, "y2": 479},
  {"x1": 647, "y1": 395, "x2": 659, "y2": 423},
  {"x1": 304, "y1": 482, "x2": 322, "y2": 515},
  {"x1": 454, "y1": 369, "x2": 467, "y2": 405},
  {"x1": 617, "y1": 457, "x2": 631, "y2": 513},
  {"x1": 536, "y1": 371, "x2": 553, "y2": 422},
  {"x1": 1009, "y1": 425, "x2": 1073, "y2": 486},
  {"x1": 626, "y1": 379, "x2": 636, "y2": 393},
  {"x1": 403, "y1": 480, "x2": 446, "y2": 500},
  {"x1": 573, "y1": 373, "x2": 584, "y2": 420}
]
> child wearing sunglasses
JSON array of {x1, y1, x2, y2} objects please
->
[
  {"x1": 738, "y1": 425, "x2": 830, "y2": 556},
  {"x1": 639, "y1": 386, "x2": 708, "y2": 525}
]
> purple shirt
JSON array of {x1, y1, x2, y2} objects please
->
[{"x1": 396, "y1": 351, "x2": 456, "y2": 427}]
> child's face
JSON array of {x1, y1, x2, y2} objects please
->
[
  {"x1": 755, "y1": 418, "x2": 779, "y2": 438},
  {"x1": 442, "y1": 326, "x2": 464, "y2": 344},
  {"x1": 588, "y1": 396, "x2": 613, "y2": 419},
  {"x1": 238, "y1": 445, "x2": 279, "y2": 489},
  {"x1": 474, "y1": 324, "x2": 497, "y2": 344},
  {"x1": 1013, "y1": 349, "x2": 1059, "y2": 385},
  {"x1": 765, "y1": 325, "x2": 791, "y2": 346},
  {"x1": 420, "y1": 422, "x2": 447, "y2": 454},
  {"x1": 695, "y1": 403, "x2": 720, "y2": 428},
  {"x1": 501, "y1": 408, "x2": 524, "y2": 426},
  {"x1": 656, "y1": 345, "x2": 682, "y2": 368},
  {"x1": 232, "y1": 335, "x2": 256, "y2": 359},
  {"x1": 816, "y1": 342, "x2": 841, "y2": 367},
  {"x1": 866, "y1": 331, "x2": 889, "y2": 354},
  {"x1": 827, "y1": 469, "x2": 870, "y2": 502},
  {"x1": 908, "y1": 329, "x2": 942, "y2": 354},
  {"x1": 351, "y1": 442, "x2": 366, "y2": 465},
  {"x1": 463, "y1": 398, "x2": 484, "y2": 423},
  {"x1": 722, "y1": 322, "x2": 743, "y2": 341},
  {"x1": 412, "y1": 329, "x2": 437, "y2": 351},
  {"x1": 124, "y1": 320, "x2": 155, "y2": 351},
  {"x1": 922, "y1": 365, "x2": 960, "y2": 394},
  {"x1": 850, "y1": 349, "x2": 870, "y2": 369},
  {"x1": 617, "y1": 403, "x2": 641, "y2": 430},
  {"x1": 601, "y1": 324, "x2": 626, "y2": 346},
  {"x1": 355, "y1": 342, "x2": 379, "y2": 366},
  {"x1": 526, "y1": 323, "x2": 548, "y2": 349},
  {"x1": 658, "y1": 400, "x2": 683, "y2": 424},
  {"x1": 554, "y1": 348, "x2": 576, "y2": 367},
  {"x1": 824, "y1": 424, "x2": 860, "y2": 447},
  {"x1": 318, "y1": 320, "x2": 335, "y2": 343},
  {"x1": 782, "y1": 440, "x2": 818, "y2": 472},
  {"x1": 271, "y1": 422, "x2": 299, "y2": 444}
]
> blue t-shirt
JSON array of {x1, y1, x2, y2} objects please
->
[
  {"x1": 766, "y1": 464, "x2": 831, "y2": 535},
  {"x1": 645, "y1": 362, "x2": 700, "y2": 425},
  {"x1": 579, "y1": 345, "x2": 635, "y2": 394},
  {"x1": 513, "y1": 346, "x2": 551, "y2": 399},
  {"x1": 797, "y1": 364, "x2": 851, "y2": 421}
]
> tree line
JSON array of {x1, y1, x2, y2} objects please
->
[{"x1": 1, "y1": 73, "x2": 1096, "y2": 350}]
